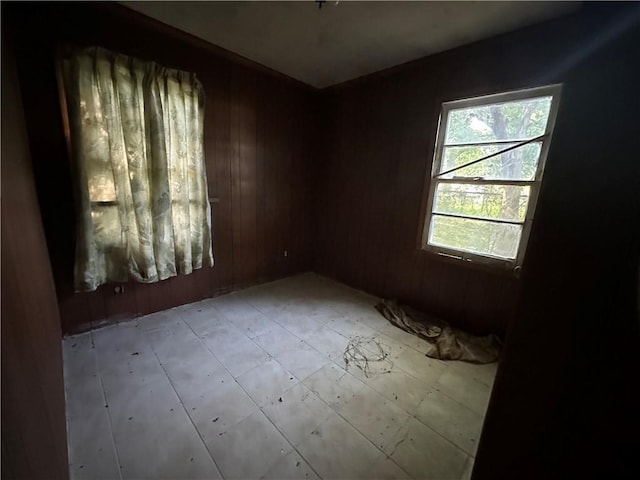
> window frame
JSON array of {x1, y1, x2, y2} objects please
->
[{"x1": 420, "y1": 84, "x2": 562, "y2": 271}]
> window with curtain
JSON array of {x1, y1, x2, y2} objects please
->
[{"x1": 59, "y1": 46, "x2": 213, "y2": 292}]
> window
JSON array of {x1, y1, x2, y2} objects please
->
[
  {"x1": 59, "y1": 46, "x2": 213, "y2": 292},
  {"x1": 421, "y1": 85, "x2": 561, "y2": 270}
]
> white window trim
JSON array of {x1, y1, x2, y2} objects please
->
[{"x1": 421, "y1": 84, "x2": 562, "y2": 271}]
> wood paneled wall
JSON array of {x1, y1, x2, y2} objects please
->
[
  {"x1": 8, "y1": 3, "x2": 317, "y2": 335},
  {"x1": 314, "y1": 3, "x2": 637, "y2": 336},
  {"x1": 315, "y1": 45, "x2": 531, "y2": 335},
  {"x1": 471, "y1": 5, "x2": 640, "y2": 479},
  {"x1": 314, "y1": 3, "x2": 639, "y2": 478},
  {"x1": 1, "y1": 28, "x2": 69, "y2": 480}
]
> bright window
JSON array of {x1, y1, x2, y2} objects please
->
[{"x1": 421, "y1": 85, "x2": 561, "y2": 270}]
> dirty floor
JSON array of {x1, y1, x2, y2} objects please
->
[{"x1": 63, "y1": 273, "x2": 497, "y2": 479}]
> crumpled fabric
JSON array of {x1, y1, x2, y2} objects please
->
[{"x1": 375, "y1": 299, "x2": 501, "y2": 364}]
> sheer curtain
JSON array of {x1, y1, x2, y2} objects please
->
[{"x1": 60, "y1": 46, "x2": 213, "y2": 292}]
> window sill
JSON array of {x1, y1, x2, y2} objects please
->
[{"x1": 416, "y1": 247, "x2": 521, "y2": 278}]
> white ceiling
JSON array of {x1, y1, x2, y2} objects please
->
[{"x1": 122, "y1": 1, "x2": 580, "y2": 88}]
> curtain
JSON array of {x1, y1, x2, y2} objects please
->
[{"x1": 60, "y1": 46, "x2": 213, "y2": 292}]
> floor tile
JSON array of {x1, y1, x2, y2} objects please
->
[
  {"x1": 435, "y1": 369, "x2": 493, "y2": 416},
  {"x1": 326, "y1": 316, "x2": 378, "y2": 339},
  {"x1": 336, "y1": 385, "x2": 410, "y2": 451},
  {"x1": 207, "y1": 410, "x2": 293, "y2": 479},
  {"x1": 236, "y1": 358, "x2": 299, "y2": 406},
  {"x1": 67, "y1": 409, "x2": 121, "y2": 480},
  {"x1": 155, "y1": 340, "x2": 232, "y2": 404},
  {"x1": 303, "y1": 363, "x2": 366, "y2": 409},
  {"x1": 186, "y1": 379, "x2": 260, "y2": 438},
  {"x1": 275, "y1": 341, "x2": 330, "y2": 381},
  {"x1": 367, "y1": 368, "x2": 432, "y2": 415},
  {"x1": 260, "y1": 450, "x2": 320, "y2": 480},
  {"x1": 106, "y1": 378, "x2": 221, "y2": 479},
  {"x1": 364, "y1": 455, "x2": 412, "y2": 480},
  {"x1": 415, "y1": 388, "x2": 484, "y2": 456},
  {"x1": 302, "y1": 325, "x2": 350, "y2": 361},
  {"x1": 262, "y1": 382, "x2": 333, "y2": 447},
  {"x1": 175, "y1": 297, "x2": 219, "y2": 323},
  {"x1": 253, "y1": 323, "x2": 304, "y2": 357},
  {"x1": 276, "y1": 312, "x2": 323, "y2": 339},
  {"x1": 296, "y1": 411, "x2": 382, "y2": 479},
  {"x1": 179, "y1": 303, "x2": 231, "y2": 337},
  {"x1": 386, "y1": 417, "x2": 469, "y2": 480},
  {"x1": 391, "y1": 346, "x2": 447, "y2": 386},
  {"x1": 462, "y1": 456, "x2": 475, "y2": 480},
  {"x1": 202, "y1": 330, "x2": 270, "y2": 378},
  {"x1": 93, "y1": 325, "x2": 167, "y2": 396},
  {"x1": 227, "y1": 309, "x2": 279, "y2": 339},
  {"x1": 198, "y1": 323, "x2": 249, "y2": 359},
  {"x1": 63, "y1": 333, "x2": 98, "y2": 386},
  {"x1": 63, "y1": 273, "x2": 495, "y2": 480},
  {"x1": 66, "y1": 370, "x2": 120, "y2": 480},
  {"x1": 448, "y1": 360, "x2": 499, "y2": 388}
]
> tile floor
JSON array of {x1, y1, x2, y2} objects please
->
[{"x1": 63, "y1": 273, "x2": 497, "y2": 480}]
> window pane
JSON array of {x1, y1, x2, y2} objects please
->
[
  {"x1": 445, "y1": 96, "x2": 552, "y2": 144},
  {"x1": 433, "y1": 183, "x2": 530, "y2": 222},
  {"x1": 428, "y1": 215, "x2": 522, "y2": 259},
  {"x1": 440, "y1": 142, "x2": 541, "y2": 180}
]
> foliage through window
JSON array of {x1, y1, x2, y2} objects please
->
[
  {"x1": 421, "y1": 85, "x2": 561, "y2": 269},
  {"x1": 59, "y1": 46, "x2": 213, "y2": 292}
]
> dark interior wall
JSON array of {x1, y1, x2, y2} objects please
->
[
  {"x1": 314, "y1": 3, "x2": 639, "y2": 336},
  {"x1": 1, "y1": 28, "x2": 69, "y2": 480},
  {"x1": 7, "y1": 3, "x2": 317, "y2": 335},
  {"x1": 473, "y1": 5, "x2": 640, "y2": 479}
]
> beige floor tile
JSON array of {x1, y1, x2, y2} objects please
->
[
  {"x1": 262, "y1": 382, "x2": 333, "y2": 447},
  {"x1": 386, "y1": 417, "x2": 469, "y2": 480},
  {"x1": 204, "y1": 332, "x2": 270, "y2": 378},
  {"x1": 303, "y1": 363, "x2": 366, "y2": 409},
  {"x1": 364, "y1": 455, "x2": 412, "y2": 480},
  {"x1": 260, "y1": 450, "x2": 321, "y2": 480},
  {"x1": 207, "y1": 410, "x2": 293, "y2": 479},
  {"x1": 435, "y1": 369, "x2": 493, "y2": 416},
  {"x1": 63, "y1": 273, "x2": 495, "y2": 480},
  {"x1": 296, "y1": 411, "x2": 382, "y2": 479},
  {"x1": 253, "y1": 323, "x2": 305, "y2": 357},
  {"x1": 236, "y1": 358, "x2": 299, "y2": 406},
  {"x1": 415, "y1": 388, "x2": 485, "y2": 456},
  {"x1": 302, "y1": 325, "x2": 350, "y2": 361},
  {"x1": 186, "y1": 379, "x2": 260, "y2": 439},
  {"x1": 275, "y1": 341, "x2": 331, "y2": 381},
  {"x1": 367, "y1": 368, "x2": 433, "y2": 415},
  {"x1": 336, "y1": 385, "x2": 411, "y2": 451}
]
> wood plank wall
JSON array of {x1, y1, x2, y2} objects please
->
[
  {"x1": 315, "y1": 51, "x2": 527, "y2": 336},
  {"x1": 470, "y1": 5, "x2": 640, "y2": 479},
  {"x1": 8, "y1": 3, "x2": 317, "y2": 335},
  {"x1": 315, "y1": 4, "x2": 640, "y2": 338},
  {"x1": 1, "y1": 28, "x2": 69, "y2": 480},
  {"x1": 313, "y1": 3, "x2": 639, "y2": 478}
]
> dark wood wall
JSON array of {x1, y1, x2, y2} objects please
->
[
  {"x1": 1, "y1": 28, "x2": 69, "y2": 480},
  {"x1": 312, "y1": 7, "x2": 640, "y2": 477},
  {"x1": 314, "y1": 3, "x2": 639, "y2": 336},
  {"x1": 314, "y1": 40, "x2": 536, "y2": 336},
  {"x1": 8, "y1": 3, "x2": 317, "y2": 335},
  {"x1": 471, "y1": 5, "x2": 640, "y2": 479}
]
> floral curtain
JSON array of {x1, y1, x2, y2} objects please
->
[{"x1": 60, "y1": 46, "x2": 213, "y2": 292}]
